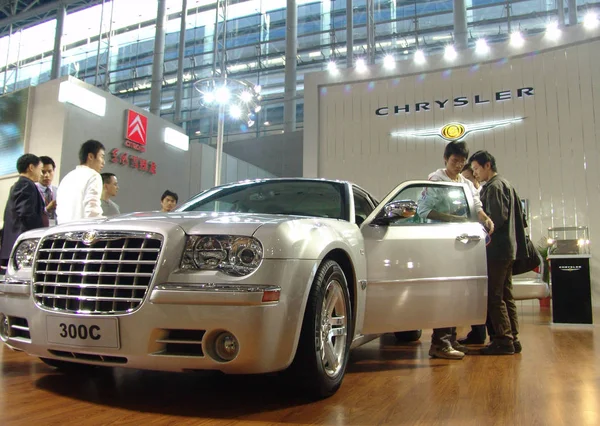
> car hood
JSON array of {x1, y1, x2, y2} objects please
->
[{"x1": 42, "y1": 211, "x2": 294, "y2": 236}]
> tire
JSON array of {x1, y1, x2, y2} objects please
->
[
  {"x1": 290, "y1": 259, "x2": 352, "y2": 399},
  {"x1": 39, "y1": 357, "x2": 101, "y2": 372},
  {"x1": 394, "y1": 330, "x2": 422, "y2": 342}
]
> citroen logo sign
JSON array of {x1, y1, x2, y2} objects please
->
[
  {"x1": 82, "y1": 231, "x2": 98, "y2": 246},
  {"x1": 391, "y1": 117, "x2": 524, "y2": 142}
]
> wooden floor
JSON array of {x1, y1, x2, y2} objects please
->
[{"x1": 1, "y1": 302, "x2": 598, "y2": 426}]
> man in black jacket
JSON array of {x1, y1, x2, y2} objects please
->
[
  {"x1": 469, "y1": 150, "x2": 528, "y2": 355},
  {"x1": 0, "y1": 154, "x2": 45, "y2": 268}
]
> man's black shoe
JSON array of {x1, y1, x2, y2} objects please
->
[
  {"x1": 458, "y1": 335, "x2": 486, "y2": 345},
  {"x1": 513, "y1": 339, "x2": 522, "y2": 354},
  {"x1": 479, "y1": 341, "x2": 515, "y2": 355}
]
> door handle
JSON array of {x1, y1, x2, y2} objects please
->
[{"x1": 456, "y1": 234, "x2": 481, "y2": 244}]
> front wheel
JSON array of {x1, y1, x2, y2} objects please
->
[{"x1": 290, "y1": 259, "x2": 352, "y2": 399}]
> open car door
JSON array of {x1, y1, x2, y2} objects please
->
[{"x1": 360, "y1": 180, "x2": 487, "y2": 335}]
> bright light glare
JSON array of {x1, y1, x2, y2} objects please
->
[
  {"x1": 383, "y1": 55, "x2": 395, "y2": 69},
  {"x1": 255, "y1": 85, "x2": 262, "y2": 93},
  {"x1": 247, "y1": 119, "x2": 255, "y2": 127},
  {"x1": 356, "y1": 58, "x2": 367, "y2": 72},
  {"x1": 204, "y1": 92, "x2": 215, "y2": 103},
  {"x1": 475, "y1": 38, "x2": 489, "y2": 54},
  {"x1": 414, "y1": 49, "x2": 425, "y2": 64},
  {"x1": 254, "y1": 105, "x2": 262, "y2": 113},
  {"x1": 215, "y1": 86, "x2": 231, "y2": 104},
  {"x1": 510, "y1": 32, "x2": 525, "y2": 47},
  {"x1": 240, "y1": 91, "x2": 253, "y2": 102},
  {"x1": 327, "y1": 61, "x2": 338, "y2": 73},
  {"x1": 584, "y1": 12, "x2": 599, "y2": 29},
  {"x1": 546, "y1": 22, "x2": 561, "y2": 40},
  {"x1": 444, "y1": 45, "x2": 457, "y2": 61},
  {"x1": 230, "y1": 104, "x2": 242, "y2": 119}
]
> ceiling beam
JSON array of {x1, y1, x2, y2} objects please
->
[{"x1": 0, "y1": 0, "x2": 98, "y2": 30}]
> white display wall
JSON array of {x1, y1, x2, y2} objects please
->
[{"x1": 304, "y1": 25, "x2": 600, "y2": 306}]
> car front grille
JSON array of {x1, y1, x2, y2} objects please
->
[{"x1": 33, "y1": 231, "x2": 163, "y2": 314}]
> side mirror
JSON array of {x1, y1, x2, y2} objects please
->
[{"x1": 372, "y1": 200, "x2": 418, "y2": 225}]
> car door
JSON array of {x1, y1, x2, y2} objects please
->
[{"x1": 360, "y1": 180, "x2": 487, "y2": 335}]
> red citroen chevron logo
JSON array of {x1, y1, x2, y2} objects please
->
[{"x1": 126, "y1": 110, "x2": 147, "y2": 146}]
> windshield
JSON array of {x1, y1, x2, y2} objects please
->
[{"x1": 178, "y1": 180, "x2": 347, "y2": 219}]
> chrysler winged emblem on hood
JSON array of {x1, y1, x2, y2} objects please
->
[
  {"x1": 391, "y1": 117, "x2": 524, "y2": 142},
  {"x1": 82, "y1": 231, "x2": 98, "y2": 246}
]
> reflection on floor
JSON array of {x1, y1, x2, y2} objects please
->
[{"x1": 0, "y1": 303, "x2": 598, "y2": 426}]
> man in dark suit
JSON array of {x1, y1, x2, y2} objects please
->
[{"x1": 0, "y1": 154, "x2": 45, "y2": 269}]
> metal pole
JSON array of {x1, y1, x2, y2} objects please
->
[
  {"x1": 557, "y1": 0, "x2": 565, "y2": 27},
  {"x1": 506, "y1": 0, "x2": 511, "y2": 34},
  {"x1": 150, "y1": 0, "x2": 167, "y2": 115},
  {"x1": 94, "y1": 0, "x2": 105, "y2": 86},
  {"x1": 215, "y1": 103, "x2": 225, "y2": 186},
  {"x1": 568, "y1": 0, "x2": 577, "y2": 25},
  {"x1": 175, "y1": 0, "x2": 188, "y2": 124},
  {"x1": 2, "y1": 24, "x2": 12, "y2": 93},
  {"x1": 102, "y1": 0, "x2": 115, "y2": 91},
  {"x1": 50, "y1": 4, "x2": 66, "y2": 80},
  {"x1": 366, "y1": 0, "x2": 375, "y2": 64},
  {"x1": 453, "y1": 0, "x2": 468, "y2": 50},
  {"x1": 284, "y1": 0, "x2": 297, "y2": 133},
  {"x1": 346, "y1": 0, "x2": 353, "y2": 68}
]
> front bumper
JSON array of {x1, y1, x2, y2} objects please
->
[{"x1": 0, "y1": 259, "x2": 317, "y2": 374}]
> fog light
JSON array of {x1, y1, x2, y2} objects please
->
[
  {"x1": 0, "y1": 314, "x2": 10, "y2": 341},
  {"x1": 214, "y1": 332, "x2": 239, "y2": 361}
]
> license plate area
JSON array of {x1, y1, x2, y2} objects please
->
[{"x1": 46, "y1": 316, "x2": 120, "y2": 349}]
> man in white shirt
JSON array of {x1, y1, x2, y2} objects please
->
[{"x1": 56, "y1": 140, "x2": 106, "y2": 224}]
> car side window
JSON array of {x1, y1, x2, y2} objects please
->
[
  {"x1": 387, "y1": 184, "x2": 472, "y2": 226},
  {"x1": 353, "y1": 191, "x2": 374, "y2": 226}
]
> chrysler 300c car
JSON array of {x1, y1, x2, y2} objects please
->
[{"x1": 0, "y1": 178, "x2": 488, "y2": 398}]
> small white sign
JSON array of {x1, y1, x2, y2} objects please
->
[{"x1": 46, "y1": 315, "x2": 119, "y2": 349}]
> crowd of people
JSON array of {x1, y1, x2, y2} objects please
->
[{"x1": 0, "y1": 139, "x2": 179, "y2": 271}]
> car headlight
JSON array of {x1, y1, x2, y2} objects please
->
[
  {"x1": 12, "y1": 239, "x2": 39, "y2": 270},
  {"x1": 181, "y1": 236, "x2": 263, "y2": 276}
]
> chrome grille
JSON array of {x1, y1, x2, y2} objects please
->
[{"x1": 33, "y1": 231, "x2": 163, "y2": 314}]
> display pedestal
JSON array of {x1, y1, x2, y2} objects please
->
[{"x1": 548, "y1": 255, "x2": 593, "y2": 324}]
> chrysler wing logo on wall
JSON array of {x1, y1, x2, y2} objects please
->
[
  {"x1": 391, "y1": 117, "x2": 524, "y2": 142},
  {"x1": 81, "y1": 231, "x2": 98, "y2": 246},
  {"x1": 126, "y1": 110, "x2": 148, "y2": 146}
]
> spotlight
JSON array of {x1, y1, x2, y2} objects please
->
[
  {"x1": 215, "y1": 86, "x2": 231, "y2": 104},
  {"x1": 383, "y1": 55, "x2": 395, "y2": 69},
  {"x1": 254, "y1": 105, "x2": 262, "y2": 113},
  {"x1": 584, "y1": 12, "x2": 599, "y2": 29},
  {"x1": 356, "y1": 58, "x2": 367, "y2": 73},
  {"x1": 327, "y1": 61, "x2": 338, "y2": 73},
  {"x1": 247, "y1": 119, "x2": 255, "y2": 128},
  {"x1": 414, "y1": 49, "x2": 426, "y2": 64},
  {"x1": 204, "y1": 92, "x2": 215, "y2": 103},
  {"x1": 475, "y1": 38, "x2": 489, "y2": 54},
  {"x1": 240, "y1": 91, "x2": 253, "y2": 103},
  {"x1": 230, "y1": 104, "x2": 242, "y2": 119},
  {"x1": 255, "y1": 85, "x2": 262, "y2": 94},
  {"x1": 444, "y1": 45, "x2": 457, "y2": 61},
  {"x1": 510, "y1": 31, "x2": 524, "y2": 48},
  {"x1": 546, "y1": 22, "x2": 561, "y2": 41}
]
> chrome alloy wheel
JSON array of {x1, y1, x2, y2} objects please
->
[{"x1": 319, "y1": 279, "x2": 348, "y2": 377}]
